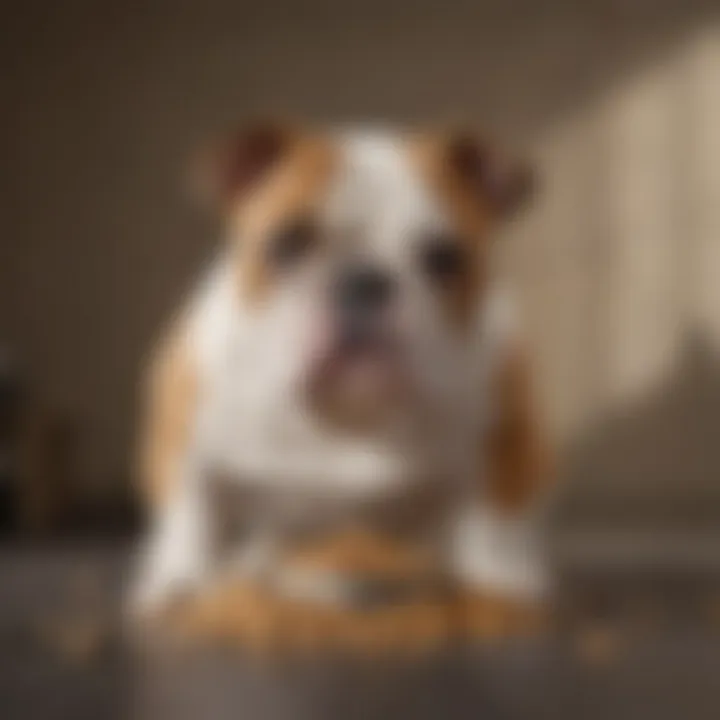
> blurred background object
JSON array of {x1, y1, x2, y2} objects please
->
[
  {"x1": 0, "y1": 347, "x2": 21, "y2": 536},
  {"x1": 20, "y1": 404, "x2": 80, "y2": 536}
]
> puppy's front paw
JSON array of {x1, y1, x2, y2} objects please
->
[{"x1": 452, "y1": 507, "x2": 549, "y2": 601}]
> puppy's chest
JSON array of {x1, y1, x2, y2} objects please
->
[{"x1": 196, "y1": 340, "x2": 473, "y2": 498}]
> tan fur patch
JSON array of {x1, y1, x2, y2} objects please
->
[
  {"x1": 408, "y1": 133, "x2": 494, "y2": 327},
  {"x1": 228, "y1": 135, "x2": 336, "y2": 304},
  {"x1": 151, "y1": 529, "x2": 545, "y2": 654},
  {"x1": 280, "y1": 527, "x2": 435, "y2": 577},
  {"x1": 137, "y1": 315, "x2": 197, "y2": 510},
  {"x1": 485, "y1": 343, "x2": 553, "y2": 512},
  {"x1": 161, "y1": 581, "x2": 544, "y2": 655}
]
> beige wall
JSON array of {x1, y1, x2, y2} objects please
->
[{"x1": 1, "y1": 0, "x2": 719, "y2": 494}]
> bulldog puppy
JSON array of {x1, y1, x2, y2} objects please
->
[{"x1": 130, "y1": 123, "x2": 550, "y2": 648}]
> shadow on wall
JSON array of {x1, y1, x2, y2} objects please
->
[{"x1": 552, "y1": 332, "x2": 720, "y2": 544}]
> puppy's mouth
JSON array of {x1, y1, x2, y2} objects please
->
[{"x1": 305, "y1": 322, "x2": 408, "y2": 422}]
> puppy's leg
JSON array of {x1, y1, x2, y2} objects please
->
[
  {"x1": 129, "y1": 455, "x2": 212, "y2": 618},
  {"x1": 130, "y1": 319, "x2": 213, "y2": 618},
  {"x1": 137, "y1": 318, "x2": 198, "y2": 511},
  {"x1": 453, "y1": 343, "x2": 553, "y2": 637},
  {"x1": 484, "y1": 343, "x2": 552, "y2": 514}
]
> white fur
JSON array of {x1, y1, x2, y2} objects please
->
[
  {"x1": 453, "y1": 505, "x2": 547, "y2": 599},
  {"x1": 130, "y1": 130, "x2": 545, "y2": 616},
  {"x1": 131, "y1": 456, "x2": 211, "y2": 612}
]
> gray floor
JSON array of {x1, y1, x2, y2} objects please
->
[{"x1": 1, "y1": 544, "x2": 719, "y2": 720}]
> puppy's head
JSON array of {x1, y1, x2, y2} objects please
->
[{"x1": 196, "y1": 122, "x2": 534, "y2": 432}]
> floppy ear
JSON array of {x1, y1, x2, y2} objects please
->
[
  {"x1": 190, "y1": 121, "x2": 294, "y2": 211},
  {"x1": 446, "y1": 133, "x2": 536, "y2": 220}
]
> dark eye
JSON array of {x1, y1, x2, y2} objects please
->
[
  {"x1": 420, "y1": 235, "x2": 467, "y2": 281},
  {"x1": 268, "y1": 216, "x2": 317, "y2": 267}
]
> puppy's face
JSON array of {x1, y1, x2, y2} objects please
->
[{"x1": 202, "y1": 124, "x2": 532, "y2": 433}]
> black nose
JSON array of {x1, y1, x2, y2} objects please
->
[{"x1": 335, "y1": 265, "x2": 395, "y2": 314}]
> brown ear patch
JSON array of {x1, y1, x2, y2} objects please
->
[
  {"x1": 410, "y1": 134, "x2": 490, "y2": 328},
  {"x1": 447, "y1": 133, "x2": 536, "y2": 220},
  {"x1": 230, "y1": 133, "x2": 337, "y2": 304},
  {"x1": 409, "y1": 131, "x2": 536, "y2": 328},
  {"x1": 194, "y1": 123, "x2": 336, "y2": 307},
  {"x1": 192, "y1": 121, "x2": 295, "y2": 211}
]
